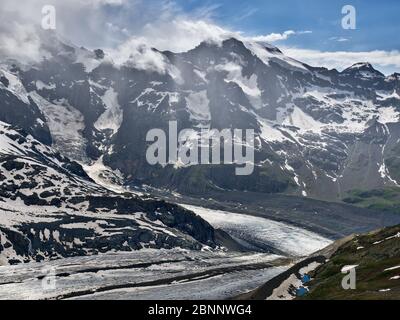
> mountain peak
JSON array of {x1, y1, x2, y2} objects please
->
[
  {"x1": 94, "y1": 49, "x2": 105, "y2": 60},
  {"x1": 387, "y1": 72, "x2": 400, "y2": 81},
  {"x1": 222, "y1": 37, "x2": 245, "y2": 46},
  {"x1": 190, "y1": 37, "x2": 247, "y2": 51},
  {"x1": 348, "y1": 62, "x2": 374, "y2": 69},
  {"x1": 342, "y1": 62, "x2": 384, "y2": 78}
]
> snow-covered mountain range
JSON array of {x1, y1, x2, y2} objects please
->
[
  {"x1": 2, "y1": 31, "x2": 399, "y2": 201},
  {"x1": 1, "y1": 30, "x2": 400, "y2": 267}
]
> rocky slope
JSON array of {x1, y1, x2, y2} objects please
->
[
  {"x1": 0, "y1": 121, "x2": 221, "y2": 265},
  {"x1": 1, "y1": 31, "x2": 400, "y2": 200}
]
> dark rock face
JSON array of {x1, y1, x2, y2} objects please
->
[
  {"x1": 0, "y1": 89, "x2": 52, "y2": 145},
  {"x1": 0, "y1": 200, "x2": 216, "y2": 264},
  {"x1": 85, "y1": 195, "x2": 216, "y2": 245},
  {"x1": 0, "y1": 76, "x2": 9, "y2": 87},
  {"x1": 94, "y1": 49, "x2": 105, "y2": 60},
  {"x1": 0, "y1": 123, "x2": 220, "y2": 265},
  {"x1": 1, "y1": 36, "x2": 400, "y2": 201}
]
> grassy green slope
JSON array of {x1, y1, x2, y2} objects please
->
[
  {"x1": 303, "y1": 224, "x2": 400, "y2": 300},
  {"x1": 343, "y1": 187, "x2": 400, "y2": 214}
]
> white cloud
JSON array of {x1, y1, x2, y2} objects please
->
[
  {"x1": 251, "y1": 30, "x2": 312, "y2": 43},
  {"x1": 251, "y1": 30, "x2": 295, "y2": 42},
  {"x1": 109, "y1": 37, "x2": 170, "y2": 73},
  {"x1": 282, "y1": 47, "x2": 400, "y2": 74},
  {"x1": 0, "y1": 0, "x2": 131, "y2": 62},
  {"x1": 0, "y1": 18, "x2": 44, "y2": 63},
  {"x1": 137, "y1": 19, "x2": 237, "y2": 52},
  {"x1": 0, "y1": 0, "x2": 134, "y2": 49},
  {"x1": 105, "y1": 18, "x2": 236, "y2": 75},
  {"x1": 329, "y1": 37, "x2": 350, "y2": 42},
  {"x1": 234, "y1": 8, "x2": 258, "y2": 21},
  {"x1": 0, "y1": 0, "x2": 234, "y2": 58}
]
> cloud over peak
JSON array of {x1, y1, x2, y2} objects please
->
[
  {"x1": 0, "y1": 0, "x2": 399, "y2": 74},
  {"x1": 251, "y1": 30, "x2": 312, "y2": 43},
  {"x1": 282, "y1": 47, "x2": 400, "y2": 74}
]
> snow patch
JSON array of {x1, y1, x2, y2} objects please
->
[
  {"x1": 30, "y1": 92, "x2": 88, "y2": 161},
  {"x1": 185, "y1": 90, "x2": 211, "y2": 122},
  {"x1": 215, "y1": 62, "x2": 262, "y2": 108},
  {"x1": 94, "y1": 88, "x2": 123, "y2": 134},
  {"x1": 283, "y1": 106, "x2": 323, "y2": 132}
]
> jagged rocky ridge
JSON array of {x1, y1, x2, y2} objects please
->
[{"x1": 0, "y1": 121, "x2": 220, "y2": 265}]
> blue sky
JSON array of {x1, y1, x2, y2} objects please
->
[{"x1": 177, "y1": 0, "x2": 400, "y2": 52}]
